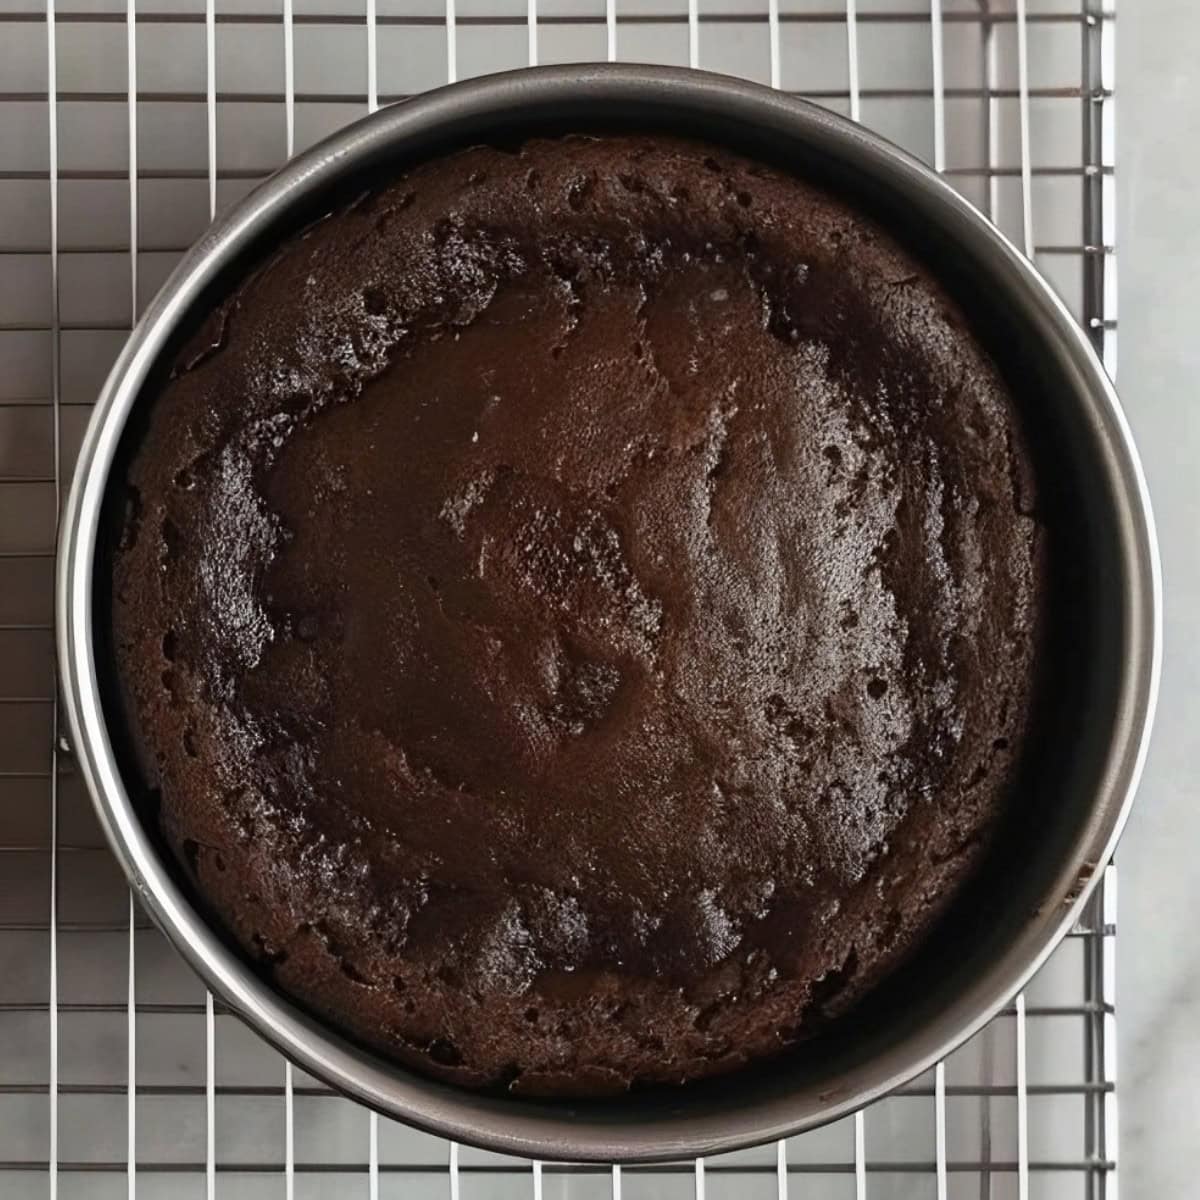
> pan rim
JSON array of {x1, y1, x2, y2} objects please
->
[{"x1": 55, "y1": 63, "x2": 1161, "y2": 1162}]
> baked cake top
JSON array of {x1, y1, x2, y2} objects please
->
[{"x1": 110, "y1": 134, "x2": 1043, "y2": 1097}]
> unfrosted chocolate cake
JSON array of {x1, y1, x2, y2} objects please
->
[{"x1": 110, "y1": 134, "x2": 1044, "y2": 1097}]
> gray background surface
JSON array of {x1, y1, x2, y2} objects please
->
[
  {"x1": 1118, "y1": 0, "x2": 1200, "y2": 1191},
  {"x1": 0, "y1": 0, "x2": 1190, "y2": 1193}
]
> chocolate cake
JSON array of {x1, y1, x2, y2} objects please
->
[{"x1": 109, "y1": 134, "x2": 1045, "y2": 1097}]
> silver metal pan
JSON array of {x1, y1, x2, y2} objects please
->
[{"x1": 56, "y1": 64, "x2": 1160, "y2": 1163}]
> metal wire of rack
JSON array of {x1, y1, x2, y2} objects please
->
[{"x1": 0, "y1": 0, "x2": 1118, "y2": 1196}]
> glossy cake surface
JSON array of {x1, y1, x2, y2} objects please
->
[{"x1": 111, "y1": 134, "x2": 1044, "y2": 1096}]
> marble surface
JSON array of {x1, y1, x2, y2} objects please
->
[
  {"x1": 0, "y1": 4, "x2": 1186, "y2": 1192},
  {"x1": 1117, "y1": 0, "x2": 1200, "y2": 1191}
]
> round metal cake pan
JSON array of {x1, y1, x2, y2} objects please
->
[{"x1": 57, "y1": 64, "x2": 1160, "y2": 1162}]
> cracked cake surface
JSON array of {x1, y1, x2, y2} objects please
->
[{"x1": 110, "y1": 134, "x2": 1045, "y2": 1097}]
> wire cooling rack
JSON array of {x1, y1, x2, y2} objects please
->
[{"x1": 0, "y1": 0, "x2": 1118, "y2": 1196}]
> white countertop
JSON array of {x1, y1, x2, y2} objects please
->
[{"x1": 1116, "y1": 0, "x2": 1200, "y2": 1190}]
